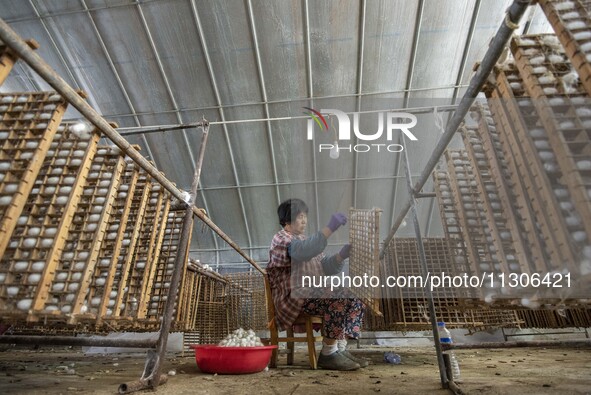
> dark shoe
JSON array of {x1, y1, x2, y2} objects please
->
[
  {"x1": 318, "y1": 351, "x2": 361, "y2": 371},
  {"x1": 340, "y1": 350, "x2": 370, "y2": 368}
]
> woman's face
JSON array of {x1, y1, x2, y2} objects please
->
[{"x1": 289, "y1": 212, "x2": 307, "y2": 235}]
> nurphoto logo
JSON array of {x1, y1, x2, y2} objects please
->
[{"x1": 304, "y1": 108, "x2": 418, "y2": 158}]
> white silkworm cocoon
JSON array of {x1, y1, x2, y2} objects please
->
[
  {"x1": 577, "y1": 160, "x2": 591, "y2": 170},
  {"x1": 548, "y1": 97, "x2": 565, "y2": 106},
  {"x1": 14, "y1": 261, "x2": 29, "y2": 271},
  {"x1": 547, "y1": 54, "x2": 564, "y2": 64},
  {"x1": 573, "y1": 31, "x2": 591, "y2": 40},
  {"x1": 555, "y1": 1, "x2": 574, "y2": 10},
  {"x1": 509, "y1": 82, "x2": 522, "y2": 90},
  {"x1": 538, "y1": 73, "x2": 556, "y2": 84},
  {"x1": 529, "y1": 128, "x2": 545, "y2": 139},
  {"x1": 566, "y1": 21, "x2": 586, "y2": 30},
  {"x1": 0, "y1": 196, "x2": 12, "y2": 206},
  {"x1": 572, "y1": 231, "x2": 587, "y2": 242},
  {"x1": 561, "y1": 11, "x2": 580, "y2": 20},
  {"x1": 40, "y1": 238, "x2": 53, "y2": 248},
  {"x1": 541, "y1": 35, "x2": 561, "y2": 48},
  {"x1": 17, "y1": 299, "x2": 33, "y2": 311},
  {"x1": 534, "y1": 140, "x2": 550, "y2": 150},
  {"x1": 56, "y1": 272, "x2": 68, "y2": 281},
  {"x1": 576, "y1": 107, "x2": 591, "y2": 117},
  {"x1": 55, "y1": 196, "x2": 69, "y2": 205},
  {"x1": 22, "y1": 238, "x2": 37, "y2": 249},
  {"x1": 565, "y1": 214, "x2": 581, "y2": 227},
  {"x1": 31, "y1": 261, "x2": 45, "y2": 272},
  {"x1": 28, "y1": 227, "x2": 41, "y2": 236},
  {"x1": 6, "y1": 286, "x2": 19, "y2": 296},
  {"x1": 518, "y1": 38, "x2": 536, "y2": 46}
]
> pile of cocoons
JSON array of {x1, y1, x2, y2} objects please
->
[{"x1": 218, "y1": 328, "x2": 264, "y2": 347}]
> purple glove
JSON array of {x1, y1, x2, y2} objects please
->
[
  {"x1": 327, "y1": 212, "x2": 348, "y2": 232},
  {"x1": 339, "y1": 244, "x2": 351, "y2": 260}
]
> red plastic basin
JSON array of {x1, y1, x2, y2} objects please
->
[{"x1": 190, "y1": 344, "x2": 278, "y2": 374}]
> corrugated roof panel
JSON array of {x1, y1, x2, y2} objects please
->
[
  {"x1": 223, "y1": 105, "x2": 275, "y2": 185},
  {"x1": 308, "y1": 0, "x2": 360, "y2": 97},
  {"x1": 361, "y1": 0, "x2": 418, "y2": 94},
  {"x1": 88, "y1": 6, "x2": 176, "y2": 114},
  {"x1": 201, "y1": 188, "x2": 249, "y2": 246},
  {"x1": 140, "y1": 0, "x2": 218, "y2": 109},
  {"x1": 195, "y1": 0, "x2": 262, "y2": 105},
  {"x1": 240, "y1": 186, "x2": 280, "y2": 247},
  {"x1": 410, "y1": 0, "x2": 476, "y2": 92},
  {"x1": 251, "y1": 0, "x2": 308, "y2": 102}
]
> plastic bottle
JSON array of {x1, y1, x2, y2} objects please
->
[
  {"x1": 437, "y1": 322, "x2": 461, "y2": 381},
  {"x1": 383, "y1": 351, "x2": 401, "y2": 364}
]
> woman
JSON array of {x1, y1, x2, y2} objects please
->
[{"x1": 266, "y1": 198, "x2": 367, "y2": 371}]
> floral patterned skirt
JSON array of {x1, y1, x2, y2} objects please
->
[{"x1": 301, "y1": 297, "x2": 365, "y2": 340}]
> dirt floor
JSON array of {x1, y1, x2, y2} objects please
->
[{"x1": 0, "y1": 346, "x2": 589, "y2": 395}]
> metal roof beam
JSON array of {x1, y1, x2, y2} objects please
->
[
  {"x1": 62, "y1": 84, "x2": 468, "y2": 121},
  {"x1": 450, "y1": 0, "x2": 481, "y2": 105},
  {"x1": 353, "y1": 0, "x2": 366, "y2": 208},
  {"x1": 183, "y1": 173, "x2": 417, "y2": 192},
  {"x1": 388, "y1": 134, "x2": 403, "y2": 230},
  {"x1": 304, "y1": 0, "x2": 320, "y2": 227},
  {"x1": 387, "y1": 0, "x2": 424, "y2": 243},
  {"x1": 402, "y1": 0, "x2": 424, "y2": 109}
]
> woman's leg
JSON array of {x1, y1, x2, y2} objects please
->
[
  {"x1": 302, "y1": 298, "x2": 365, "y2": 340},
  {"x1": 301, "y1": 298, "x2": 365, "y2": 370}
]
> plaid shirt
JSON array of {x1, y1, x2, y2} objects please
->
[{"x1": 267, "y1": 229, "x2": 325, "y2": 330}]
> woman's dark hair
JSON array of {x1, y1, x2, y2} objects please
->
[{"x1": 277, "y1": 199, "x2": 308, "y2": 227}]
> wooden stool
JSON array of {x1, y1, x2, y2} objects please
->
[{"x1": 265, "y1": 276, "x2": 323, "y2": 369}]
